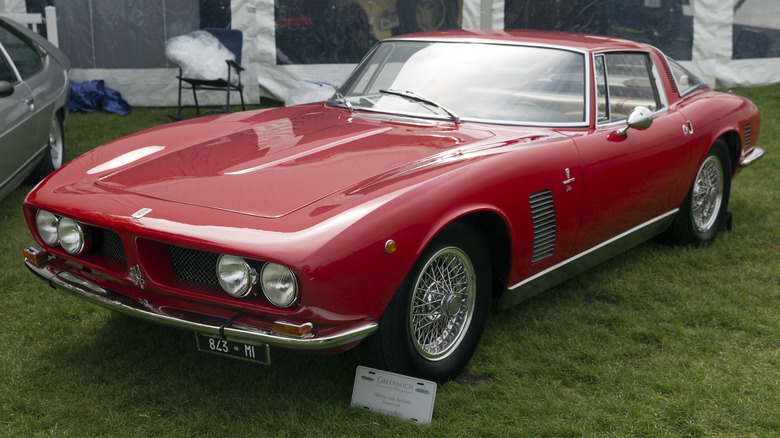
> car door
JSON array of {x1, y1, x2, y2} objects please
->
[
  {"x1": 0, "y1": 39, "x2": 39, "y2": 190},
  {"x1": 573, "y1": 51, "x2": 691, "y2": 251}
]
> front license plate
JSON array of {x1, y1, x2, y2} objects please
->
[{"x1": 195, "y1": 333, "x2": 270, "y2": 365}]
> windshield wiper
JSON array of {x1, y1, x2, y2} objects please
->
[
  {"x1": 333, "y1": 85, "x2": 353, "y2": 113},
  {"x1": 379, "y1": 89, "x2": 461, "y2": 124}
]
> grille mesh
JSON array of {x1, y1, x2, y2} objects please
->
[
  {"x1": 91, "y1": 227, "x2": 127, "y2": 272},
  {"x1": 169, "y1": 245, "x2": 221, "y2": 288},
  {"x1": 98, "y1": 228, "x2": 126, "y2": 263},
  {"x1": 529, "y1": 189, "x2": 556, "y2": 263}
]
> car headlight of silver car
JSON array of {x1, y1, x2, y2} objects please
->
[
  {"x1": 216, "y1": 254, "x2": 258, "y2": 298},
  {"x1": 57, "y1": 217, "x2": 91, "y2": 255},
  {"x1": 35, "y1": 210, "x2": 60, "y2": 246},
  {"x1": 260, "y1": 262, "x2": 299, "y2": 308}
]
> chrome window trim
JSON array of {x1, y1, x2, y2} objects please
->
[{"x1": 0, "y1": 41, "x2": 22, "y2": 84}]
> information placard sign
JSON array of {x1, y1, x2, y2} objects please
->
[{"x1": 351, "y1": 366, "x2": 437, "y2": 424}]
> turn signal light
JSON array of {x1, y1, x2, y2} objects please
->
[
  {"x1": 272, "y1": 320, "x2": 313, "y2": 338},
  {"x1": 24, "y1": 247, "x2": 49, "y2": 268}
]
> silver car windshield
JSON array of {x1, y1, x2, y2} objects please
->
[{"x1": 331, "y1": 40, "x2": 586, "y2": 125}]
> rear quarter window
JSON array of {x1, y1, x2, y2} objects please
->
[{"x1": 667, "y1": 58, "x2": 706, "y2": 95}]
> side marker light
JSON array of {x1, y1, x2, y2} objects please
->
[
  {"x1": 24, "y1": 247, "x2": 49, "y2": 268},
  {"x1": 272, "y1": 321, "x2": 314, "y2": 338}
]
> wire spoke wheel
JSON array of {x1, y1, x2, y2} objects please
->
[
  {"x1": 362, "y1": 221, "x2": 490, "y2": 382},
  {"x1": 409, "y1": 247, "x2": 476, "y2": 361},
  {"x1": 691, "y1": 154, "x2": 724, "y2": 233},
  {"x1": 663, "y1": 138, "x2": 731, "y2": 245}
]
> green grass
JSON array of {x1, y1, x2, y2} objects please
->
[{"x1": 1, "y1": 90, "x2": 778, "y2": 437}]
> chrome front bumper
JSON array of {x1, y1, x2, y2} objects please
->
[
  {"x1": 24, "y1": 249, "x2": 378, "y2": 351},
  {"x1": 740, "y1": 146, "x2": 765, "y2": 168}
]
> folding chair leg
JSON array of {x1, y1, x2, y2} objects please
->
[
  {"x1": 168, "y1": 73, "x2": 185, "y2": 121},
  {"x1": 177, "y1": 76, "x2": 183, "y2": 120},
  {"x1": 192, "y1": 87, "x2": 200, "y2": 116}
]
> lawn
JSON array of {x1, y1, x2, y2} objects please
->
[{"x1": 1, "y1": 88, "x2": 778, "y2": 437}]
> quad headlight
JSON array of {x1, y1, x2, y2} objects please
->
[
  {"x1": 260, "y1": 263, "x2": 299, "y2": 308},
  {"x1": 216, "y1": 254, "x2": 258, "y2": 298},
  {"x1": 35, "y1": 210, "x2": 91, "y2": 255},
  {"x1": 35, "y1": 210, "x2": 60, "y2": 246},
  {"x1": 215, "y1": 254, "x2": 299, "y2": 307},
  {"x1": 57, "y1": 217, "x2": 91, "y2": 255}
]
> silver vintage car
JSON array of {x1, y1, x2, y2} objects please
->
[{"x1": 0, "y1": 15, "x2": 69, "y2": 201}]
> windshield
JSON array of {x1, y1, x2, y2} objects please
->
[{"x1": 330, "y1": 40, "x2": 587, "y2": 126}]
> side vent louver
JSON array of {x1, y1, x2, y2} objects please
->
[
  {"x1": 744, "y1": 124, "x2": 752, "y2": 148},
  {"x1": 529, "y1": 189, "x2": 556, "y2": 263}
]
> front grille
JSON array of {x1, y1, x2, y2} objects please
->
[
  {"x1": 89, "y1": 227, "x2": 127, "y2": 273},
  {"x1": 97, "y1": 228, "x2": 126, "y2": 263},
  {"x1": 169, "y1": 245, "x2": 221, "y2": 288},
  {"x1": 529, "y1": 189, "x2": 556, "y2": 263}
]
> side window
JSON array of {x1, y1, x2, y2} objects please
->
[
  {"x1": 0, "y1": 25, "x2": 44, "y2": 80},
  {"x1": 598, "y1": 52, "x2": 665, "y2": 122}
]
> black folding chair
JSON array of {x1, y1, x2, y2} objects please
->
[{"x1": 170, "y1": 28, "x2": 245, "y2": 120}]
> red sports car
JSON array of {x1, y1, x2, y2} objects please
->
[{"x1": 23, "y1": 30, "x2": 764, "y2": 382}]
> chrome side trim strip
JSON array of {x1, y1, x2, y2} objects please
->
[
  {"x1": 739, "y1": 146, "x2": 765, "y2": 168},
  {"x1": 25, "y1": 258, "x2": 377, "y2": 350},
  {"x1": 500, "y1": 210, "x2": 678, "y2": 309}
]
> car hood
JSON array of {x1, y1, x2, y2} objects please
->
[{"x1": 94, "y1": 106, "x2": 547, "y2": 218}]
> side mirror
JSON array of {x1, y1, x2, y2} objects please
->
[
  {"x1": 0, "y1": 81, "x2": 13, "y2": 98},
  {"x1": 617, "y1": 106, "x2": 653, "y2": 136}
]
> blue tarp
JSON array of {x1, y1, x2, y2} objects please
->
[{"x1": 68, "y1": 80, "x2": 132, "y2": 115}]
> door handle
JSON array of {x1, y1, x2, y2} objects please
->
[{"x1": 25, "y1": 96, "x2": 35, "y2": 111}]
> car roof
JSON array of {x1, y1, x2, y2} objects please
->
[{"x1": 389, "y1": 29, "x2": 653, "y2": 54}]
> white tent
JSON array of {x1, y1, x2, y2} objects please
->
[{"x1": 3, "y1": 0, "x2": 778, "y2": 106}]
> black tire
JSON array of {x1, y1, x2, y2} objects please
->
[
  {"x1": 360, "y1": 221, "x2": 491, "y2": 382},
  {"x1": 665, "y1": 138, "x2": 732, "y2": 245},
  {"x1": 31, "y1": 113, "x2": 65, "y2": 181}
]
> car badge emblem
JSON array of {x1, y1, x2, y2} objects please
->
[
  {"x1": 563, "y1": 168, "x2": 576, "y2": 192},
  {"x1": 129, "y1": 265, "x2": 146, "y2": 289},
  {"x1": 132, "y1": 208, "x2": 152, "y2": 219}
]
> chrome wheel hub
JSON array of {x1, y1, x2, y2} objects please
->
[{"x1": 409, "y1": 247, "x2": 476, "y2": 360}]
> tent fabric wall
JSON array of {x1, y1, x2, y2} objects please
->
[
  {"x1": 691, "y1": 0, "x2": 780, "y2": 88},
  {"x1": 6, "y1": 0, "x2": 776, "y2": 107}
]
